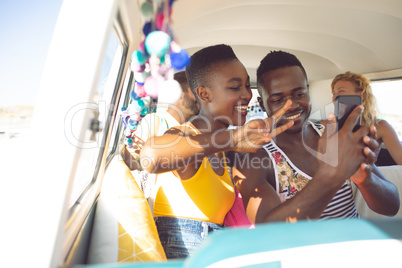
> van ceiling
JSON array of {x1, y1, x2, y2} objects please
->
[{"x1": 124, "y1": 0, "x2": 402, "y2": 86}]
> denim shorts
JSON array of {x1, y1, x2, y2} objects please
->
[{"x1": 154, "y1": 216, "x2": 223, "y2": 259}]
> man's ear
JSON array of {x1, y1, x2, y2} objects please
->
[
  {"x1": 257, "y1": 97, "x2": 267, "y2": 112},
  {"x1": 196, "y1": 86, "x2": 211, "y2": 103}
]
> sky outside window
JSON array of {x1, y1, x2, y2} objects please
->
[{"x1": 371, "y1": 79, "x2": 402, "y2": 140}]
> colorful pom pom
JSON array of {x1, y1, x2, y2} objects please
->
[
  {"x1": 143, "y1": 22, "x2": 153, "y2": 36},
  {"x1": 124, "y1": 128, "x2": 133, "y2": 137},
  {"x1": 170, "y1": 49, "x2": 190, "y2": 70},
  {"x1": 155, "y1": 13, "x2": 164, "y2": 30},
  {"x1": 169, "y1": 0, "x2": 176, "y2": 7},
  {"x1": 144, "y1": 75, "x2": 164, "y2": 98},
  {"x1": 140, "y1": 1, "x2": 154, "y2": 20},
  {"x1": 125, "y1": 137, "x2": 134, "y2": 148},
  {"x1": 131, "y1": 61, "x2": 146, "y2": 72},
  {"x1": 131, "y1": 50, "x2": 148, "y2": 65},
  {"x1": 134, "y1": 71, "x2": 149, "y2": 84},
  {"x1": 158, "y1": 79, "x2": 182, "y2": 105},
  {"x1": 128, "y1": 119, "x2": 139, "y2": 129},
  {"x1": 141, "y1": 107, "x2": 149, "y2": 116},
  {"x1": 132, "y1": 99, "x2": 145, "y2": 111},
  {"x1": 142, "y1": 96, "x2": 152, "y2": 107},
  {"x1": 145, "y1": 31, "x2": 171, "y2": 58},
  {"x1": 134, "y1": 83, "x2": 147, "y2": 98},
  {"x1": 130, "y1": 89, "x2": 141, "y2": 100},
  {"x1": 130, "y1": 113, "x2": 142, "y2": 122}
]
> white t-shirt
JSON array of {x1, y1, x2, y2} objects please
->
[{"x1": 135, "y1": 111, "x2": 180, "y2": 142}]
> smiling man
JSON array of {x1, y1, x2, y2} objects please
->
[{"x1": 231, "y1": 50, "x2": 399, "y2": 224}]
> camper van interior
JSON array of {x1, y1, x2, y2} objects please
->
[{"x1": 2, "y1": 0, "x2": 402, "y2": 267}]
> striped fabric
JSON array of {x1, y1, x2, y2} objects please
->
[{"x1": 263, "y1": 121, "x2": 359, "y2": 219}]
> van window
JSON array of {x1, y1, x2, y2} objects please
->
[
  {"x1": 68, "y1": 31, "x2": 123, "y2": 207},
  {"x1": 371, "y1": 79, "x2": 402, "y2": 141}
]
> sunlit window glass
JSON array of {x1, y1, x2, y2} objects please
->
[
  {"x1": 68, "y1": 32, "x2": 122, "y2": 207},
  {"x1": 371, "y1": 80, "x2": 402, "y2": 141}
]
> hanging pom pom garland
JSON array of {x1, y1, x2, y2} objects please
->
[{"x1": 122, "y1": 0, "x2": 189, "y2": 142}]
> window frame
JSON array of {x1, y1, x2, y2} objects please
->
[
  {"x1": 370, "y1": 77, "x2": 402, "y2": 142},
  {"x1": 61, "y1": 14, "x2": 131, "y2": 265}
]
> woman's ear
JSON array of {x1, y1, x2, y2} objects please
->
[
  {"x1": 257, "y1": 97, "x2": 267, "y2": 112},
  {"x1": 196, "y1": 86, "x2": 211, "y2": 103}
]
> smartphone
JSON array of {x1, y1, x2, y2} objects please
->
[{"x1": 334, "y1": 95, "x2": 362, "y2": 132}]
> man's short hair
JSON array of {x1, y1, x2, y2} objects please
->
[
  {"x1": 174, "y1": 71, "x2": 189, "y2": 93},
  {"x1": 256, "y1": 51, "x2": 308, "y2": 96},
  {"x1": 185, "y1": 44, "x2": 239, "y2": 98}
]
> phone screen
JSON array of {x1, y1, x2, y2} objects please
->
[{"x1": 335, "y1": 95, "x2": 362, "y2": 132}]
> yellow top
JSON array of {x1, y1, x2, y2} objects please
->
[{"x1": 153, "y1": 151, "x2": 235, "y2": 225}]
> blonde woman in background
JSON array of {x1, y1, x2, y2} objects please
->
[{"x1": 331, "y1": 71, "x2": 402, "y2": 165}]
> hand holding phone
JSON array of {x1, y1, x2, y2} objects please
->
[{"x1": 334, "y1": 95, "x2": 362, "y2": 132}]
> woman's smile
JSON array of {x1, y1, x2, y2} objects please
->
[{"x1": 234, "y1": 104, "x2": 249, "y2": 117}]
